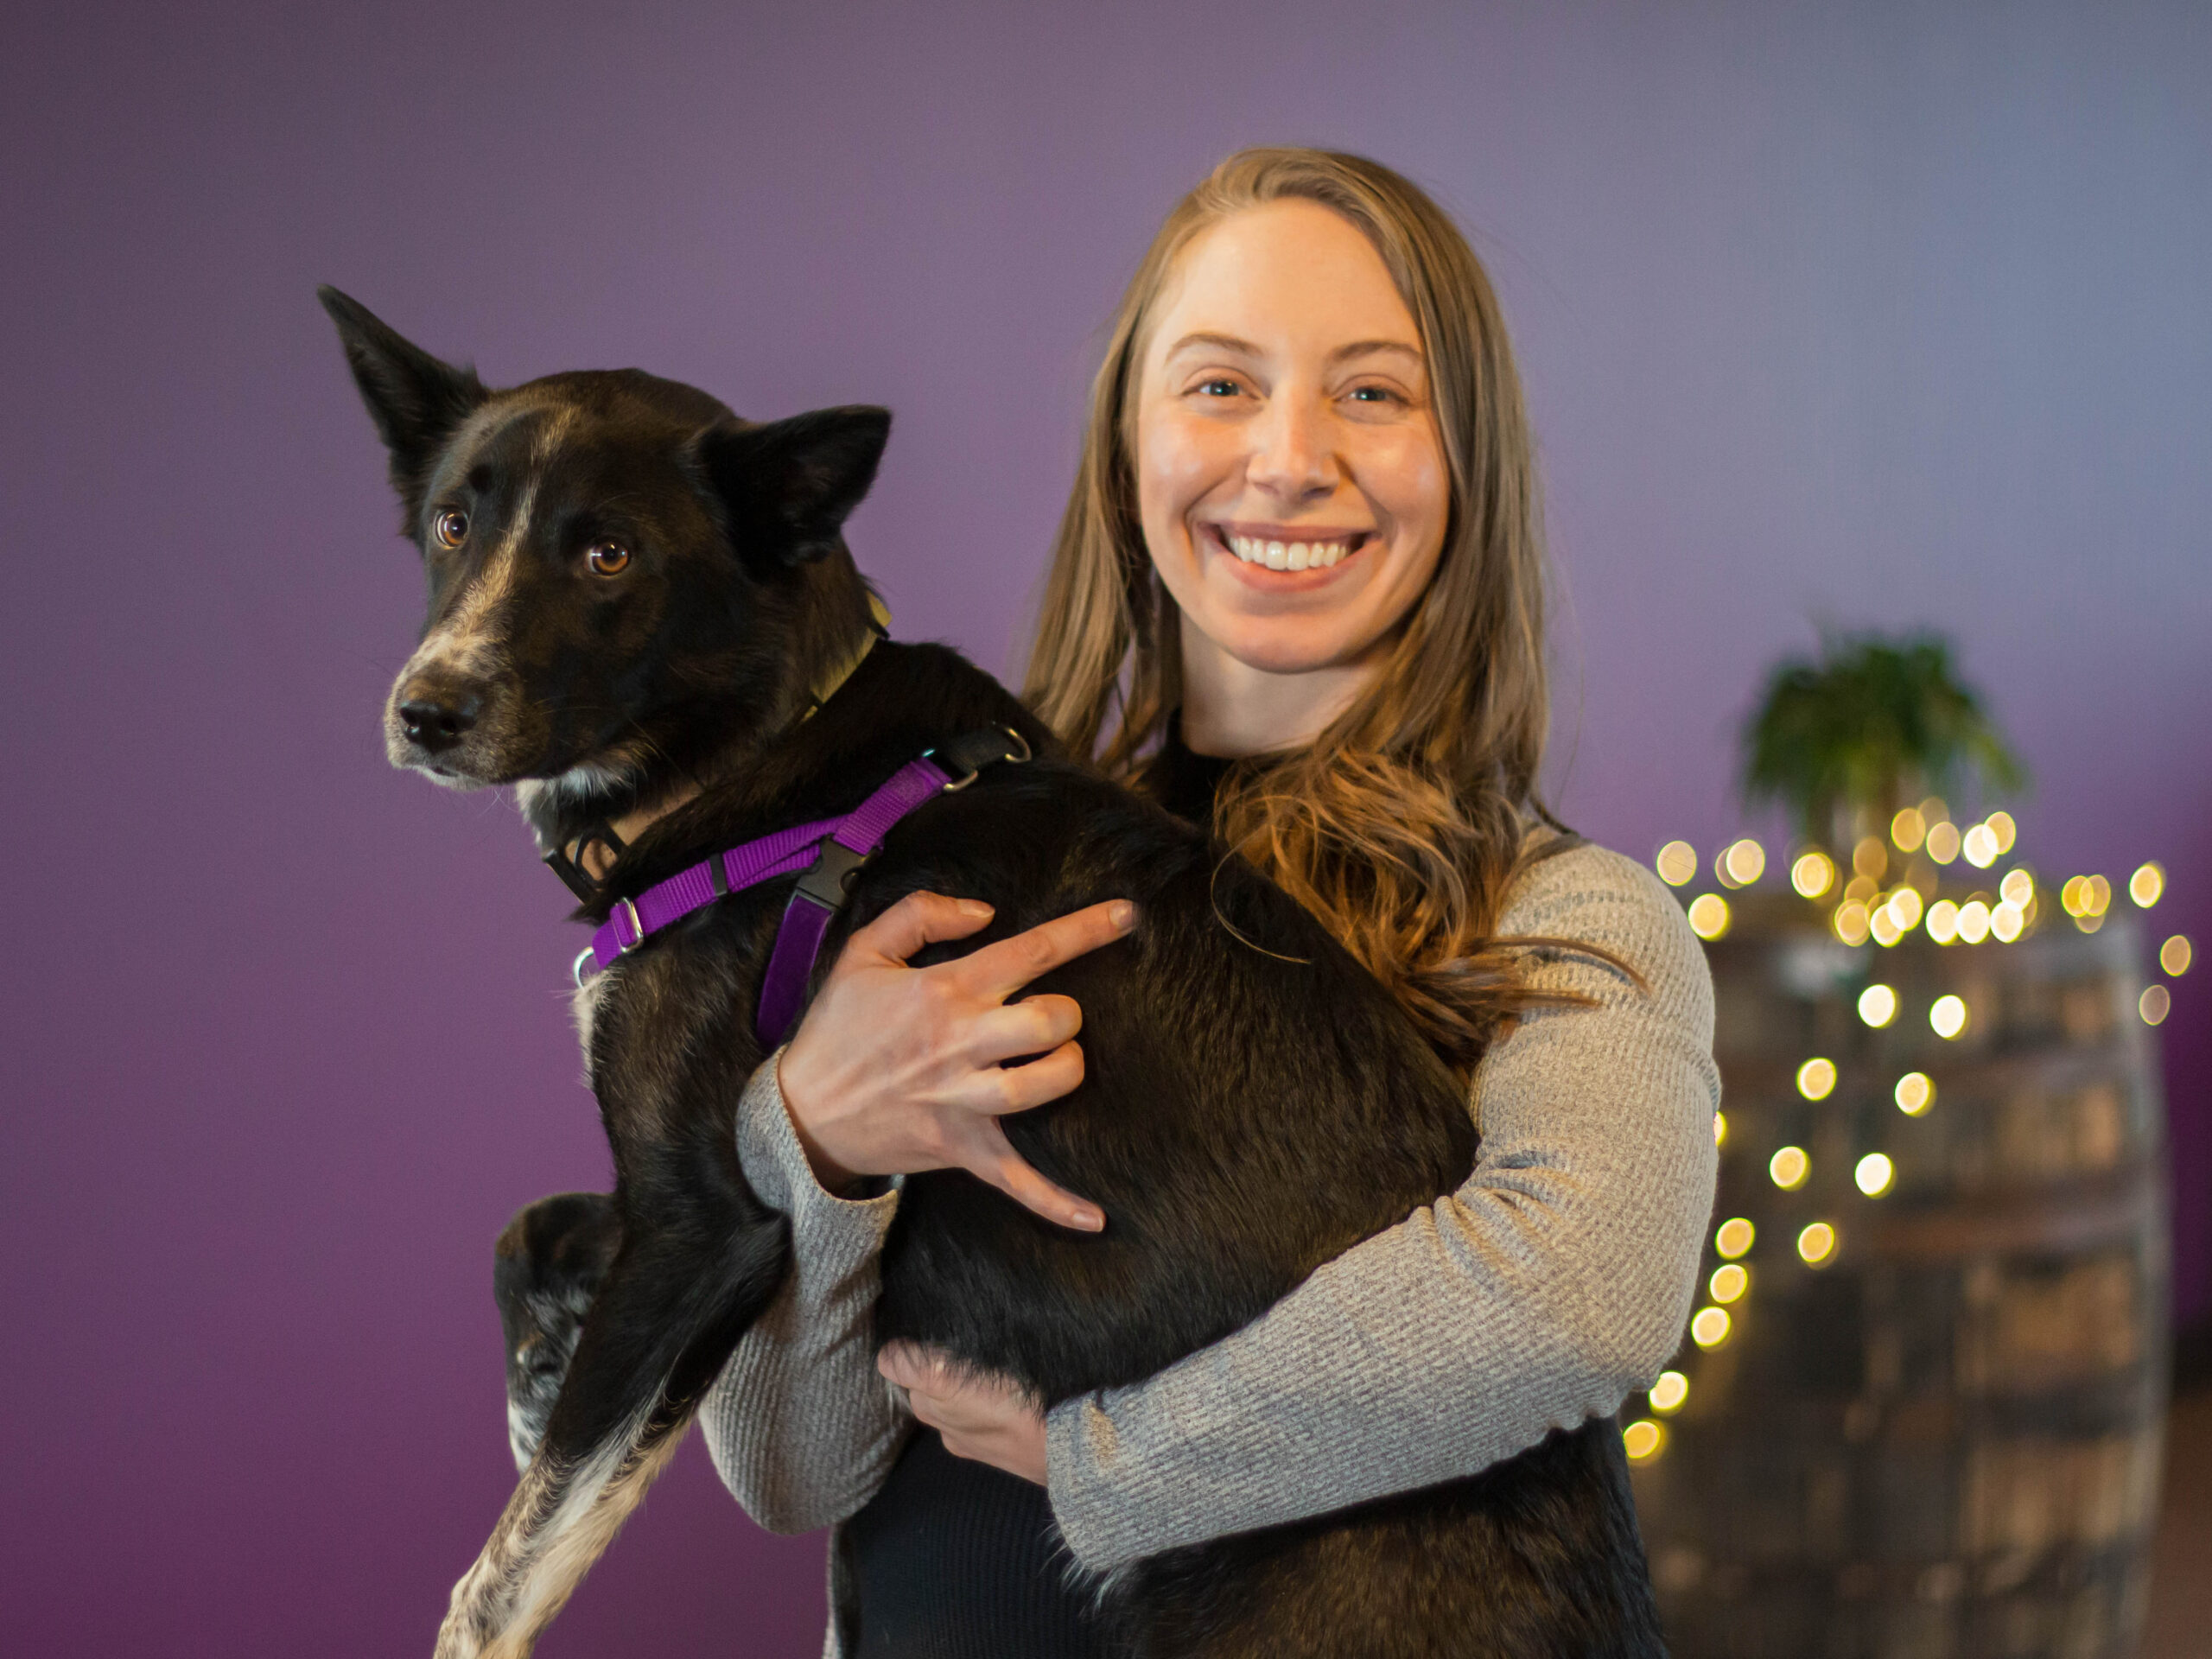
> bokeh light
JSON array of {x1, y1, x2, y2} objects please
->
[
  {"x1": 1930, "y1": 995, "x2": 1968, "y2": 1039},
  {"x1": 1990, "y1": 901, "x2": 2024, "y2": 944},
  {"x1": 1955, "y1": 900, "x2": 1992, "y2": 944},
  {"x1": 1624, "y1": 1418, "x2": 1668, "y2": 1460},
  {"x1": 1713, "y1": 1111, "x2": 1727, "y2": 1146},
  {"x1": 1691, "y1": 1306, "x2": 1732, "y2": 1348},
  {"x1": 1649, "y1": 1371, "x2": 1689, "y2": 1414},
  {"x1": 1791, "y1": 850, "x2": 1836, "y2": 899},
  {"x1": 1853, "y1": 837, "x2": 1889, "y2": 880},
  {"x1": 1887, "y1": 887, "x2": 1924, "y2": 930},
  {"x1": 1986, "y1": 811, "x2": 2017, "y2": 855},
  {"x1": 1926, "y1": 899, "x2": 1961, "y2": 944},
  {"x1": 1770, "y1": 1146, "x2": 1809, "y2": 1190},
  {"x1": 1858, "y1": 984, "x2": 1898, "y2": 1027},
  {"x1": 1870, "y1": 906, "x2": 1904, "y2": 947},
  {"x1": 1833, "y1": 902, "x2": 1872, "y2": 946},
  {"x1": 1925, "y1": 821, "x2": 1961, "y2": 864},
  {"x1": 1719, "y1": 838, "x2": 1765, "y2": 888},
  {"x1": 1999, "y1": 868, "x2": 2034, "y2": 908},
  {"x1": 2140, "y1": 986, "x2": 2171, "y2": 1027},
  {"x1": 1895, "y1": 1072, "x2": 1935, "y2": 1116},
  {"x1": 1796, "y1": 1057, "x2": 1837, "y2": 1100},
  {"x1": 1797, "y1": 1222, "x2": 1837, "y2": 1266},
  {"x1": 1687, "y1": 893, "x2": 1731, "y2": 940},
  {"x1": 1962, "y1": 823, "x2": 1999, "y2": 868},
  {"x1": 2162, "y1": 936, "x2": 2193, "y2": 977},
  {"x1": 2130, "y1": 862, "x2": 2165, "y2": 907},
  {"x1": 1891, "y1": 807, "x2": 1926, "y2": 853},
  {"x1": 1854, "y1": 1153, "x2": 1895, "y2": 1197},
  {"x1": 1655, "y1": 841, "x2": 1698, "y2": 887},
  {"x1": 1709, "y1": 1263, "x2": 1749, "y2": 1303},
  {"x1": 1714, "y1": 1217, "x2": 1755, "y2": 1259}
]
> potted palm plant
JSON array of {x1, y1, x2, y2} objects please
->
[{"x1": 1740, "y1": 631, "x2": 2026, "y2": 856}]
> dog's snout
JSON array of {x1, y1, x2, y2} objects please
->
[{"x1": 397, "y1": 689, "x2": 480, "y2": 753}]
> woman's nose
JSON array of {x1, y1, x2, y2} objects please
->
[{"x1": 1246, "y1": 398, "x2": 1337, "y2": 503}]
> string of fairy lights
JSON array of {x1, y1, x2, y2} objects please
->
[{"x1": 1618, "y1": 803, "x2": 2190, "y2": 1465}]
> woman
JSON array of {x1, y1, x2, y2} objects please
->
[{"x1": 700, "y1": 147, "x2": 1718, "y2": 1653}]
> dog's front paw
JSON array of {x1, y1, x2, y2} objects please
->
[{"x1": 493, "y1": 1193, "x2": 620, "y2": 1469}]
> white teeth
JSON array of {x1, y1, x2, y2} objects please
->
[{"x1": 1224, "y1": 532, "x2": 1355, "y2": 569}]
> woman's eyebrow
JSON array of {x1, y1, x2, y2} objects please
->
[
  {"x1": 1164, "y1": 331, "x2": 1261, "y2": 359},
  {"x1": 1161, "y1": 333, "x2": 1426, "y2": 368},
  {"x1": 1327, "y1": 339, "x2": 1424, "y2": 368}
]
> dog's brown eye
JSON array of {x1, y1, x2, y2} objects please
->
[
  {"x1": 588, "y1": 542, "x2": 632, "y2": 576},
  {"x1": 433, "y1": 510, "x2": 468, "y2": 549}
]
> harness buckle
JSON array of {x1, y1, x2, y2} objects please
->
[{"x1": 794, "y1": 838, "x2": 869, "y2": 911}]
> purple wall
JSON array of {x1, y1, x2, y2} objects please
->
[{"x1": 4, "y1": 2, "x2": 2205, "y2": 1650}]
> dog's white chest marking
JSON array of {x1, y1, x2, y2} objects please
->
[{"x1": 569, "y1": 973, "x2": 607, "y2": 1068}]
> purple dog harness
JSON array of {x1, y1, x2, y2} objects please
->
[{"x1": 572, "y1": 727, "x2": 1030, "y2": 1047}]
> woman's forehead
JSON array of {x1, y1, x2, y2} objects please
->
[{"x1": 1151, "y1": 201, "x2": 1423, "y2": 365}]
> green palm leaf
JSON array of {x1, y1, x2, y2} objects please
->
[{"x1": 1742, "y1": 632, "x2": 2026, "y2": 844}]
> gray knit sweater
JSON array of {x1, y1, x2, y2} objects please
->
[{"x1": 698, "y1": 841, "x2": 1719, "y2": 1653}]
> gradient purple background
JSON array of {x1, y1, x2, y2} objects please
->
[{"x1": 4, "y1": 2, "x2": 2205, "y2": 1651}]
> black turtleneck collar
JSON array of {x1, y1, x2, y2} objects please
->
[{"x1": 1140, "y1": 715, "x2": 1238, "y2": 827}]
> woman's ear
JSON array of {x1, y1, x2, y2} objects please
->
[
  {"x1": 693, "y1": 406, "x2": 893, "y2": 566},
  {"x1": 317, "y1": 286, "x2": 487, "y2": 522}
]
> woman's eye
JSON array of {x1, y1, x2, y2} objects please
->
[
  {"x1": 587, "y1": 542, "x2": 632, "y2": 576},
  {"x1": 1348, "y1": 386, "x2": 1399, "y2": 404},
  {"x1": 1196, "y1": 378, "x2": 1242, "y2": 397},
  {"x1": 432, "y1": 510, "x2": 468, "y2": 549}
]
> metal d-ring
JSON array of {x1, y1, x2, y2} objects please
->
[
  {"x1": 939, "y1": 725, "x2": 1033, "y2": 792},
  {"x1": 572, "y1": 948, "x2": 597, "y2": 989}
]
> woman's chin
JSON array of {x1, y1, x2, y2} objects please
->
[{"x1": 1203, "y1": 618, "x2": 1374, "y2": 678}]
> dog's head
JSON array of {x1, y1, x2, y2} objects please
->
[{"x1": 321, "y1": 287, "x2": 888, "y2": 795}]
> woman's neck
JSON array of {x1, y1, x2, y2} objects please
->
[{"x1": 1177, "y1": 611, "x2": 1377, "y2": 758}]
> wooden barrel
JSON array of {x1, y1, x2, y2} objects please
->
[{"x1": 1629, "y1": 895, "x2": 2170, "y2": 1659}]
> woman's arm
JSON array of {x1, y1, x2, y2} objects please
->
[
  {"x1": 696, "y1": 1056, "x2": 910, "y2": 1532},
  {"x1": 699, "y1": 891, "x2": 1135, "y2": 1529},
  {"x1": 1042, "y1": 842, "x2": 1719, "y2": 1571}
]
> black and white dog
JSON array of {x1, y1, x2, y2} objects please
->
[{"x1": 321, "y1": 289, "x2": 1663, "y2": 1659}]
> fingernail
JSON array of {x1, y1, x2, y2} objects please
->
[
  {"x1": 1109, "y1": 900, "x2": 1135, "y2": 930},
  {"x1": 957, "y1": 899, "x2": 994, "y2": 918},
  {"x1": 1075, "y1": 1206, "x2": 1104, "y2": 1231}
]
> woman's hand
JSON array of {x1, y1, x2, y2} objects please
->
[
  {"x1": 879, "y1": 1342, "x2": 1049, "y2": 1486},
  {"x1": 777, "y1": 891, "x2": 1135, "y2": 1231}
]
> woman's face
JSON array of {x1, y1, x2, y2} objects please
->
[{"x1": 1134, "y1": 200, "x2": 1450, "y2": 680}]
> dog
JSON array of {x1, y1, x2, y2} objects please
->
[{"x1": 321, "y1": 288, "x2": 1664, "y2": 1658}]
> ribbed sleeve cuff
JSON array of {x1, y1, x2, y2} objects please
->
[
  {"x1": 735, "y1": 1052, "x2": 899, "y2": 1258},
  {"x1": 1046, "y1": 1391, "x2": 1143, "y2": 1572}
]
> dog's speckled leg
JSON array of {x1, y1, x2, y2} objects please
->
[{"x1": 435, "y1": 1407, "x2": 689, "y2": 1659}]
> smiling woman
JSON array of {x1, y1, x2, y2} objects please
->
[{"x1": 704, "y1": 148, "x2": 1717, "y2": 1657}]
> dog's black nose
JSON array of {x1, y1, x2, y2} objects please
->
[{"x1": 398, "y1": 694, "x2": 479, "y2": 753}]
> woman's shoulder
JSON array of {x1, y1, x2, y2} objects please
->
[{"x1": 1497, "y1": 829, "x2": 1711, "y2": 1011}]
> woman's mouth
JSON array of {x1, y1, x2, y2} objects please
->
[{"x1": 1211, "y1": 525, "x2": 1370, "y2": 572}]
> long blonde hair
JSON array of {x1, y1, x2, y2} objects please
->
[{"x1": 1024, "y1": 147, "x2": 1589, "y2": 1072}]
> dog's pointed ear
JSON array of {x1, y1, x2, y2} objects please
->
[
  {"x1": 693, "y1": 406, "x2": 892, "y2": 567},
  {"x1": 318, "y1": 286, "x2": 486, "y2": 514}
]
